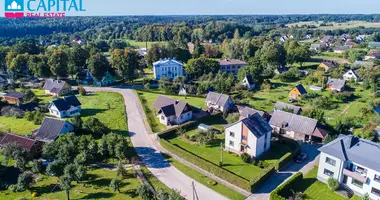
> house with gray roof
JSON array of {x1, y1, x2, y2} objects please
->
[
  {"x1": 225, "y1": 113, "x2": 272, "y2": 158},
  {"x1": 240, "y1": 106, "x2": 265, "y2": 118},
  {"x1": 219, "y1": 59, "x2": 247, "y2": 75},
  {"x1": 326, "y1": 78, "x2": 346, "y2": 92},
  {"x1": 153, "y1": 95, "x2": 192, "y2": 126},
  {"x1": 42, "y1": 79, "x2": 71, "y2": 97},
  {"x1": 241, "y1": 75, "x2": 255, "y2": 90},
  {"x1": 272, "y1": 102, "x2": 302, "y2": 115},
  {"x1": 205, "y1": 92, "x2": 234, "y2": 112},
  {"x1": 48, "y1": 96, "x2": 82, "y2": 118},
  {"x1": 317, "y1": 135, "x2": 380, "y2": 199},
  {"x1": 368, "y1": 41, "x2": 380, "y2": 49},
  {"x1": 34, "y1": 117, "x2": 74, "y2": 143},
  {"x1": 269, "y1": 110, "x2": 327, "y2": 142}
]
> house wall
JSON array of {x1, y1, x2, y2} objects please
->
[
  {"x1": 60, "y1": 122, "x2": 74, "y2": 134},
  {"x1": 176, "y1": 111, "x2": 192, "y2": 124},
  {"x1": 4, "y1": 96, "x2": 21, "y2": 104},
  {"x1": 154, "y1": 61, "x2": 184, "y2": 80},
  {"x1": 49, "y1": 104, "x2": 64, "y2": 118},
  {"x1": 219, "y1": 64, "x2": 247, "y2": 74},
  {"x1": 289, "y1": 88, "x2": 302, "y2": 99},
  {"x1": 247, "y1": 130, "x2": 271, "y2": 158},
  {"x1": 317, "y1": 152, "x2": 344, "y2": 182},
  {"x1": 225, "y1": 122, "x2": 243, "y2": 154}
]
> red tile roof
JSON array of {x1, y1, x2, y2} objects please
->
[{"x1": 0, "y1": 133, "x2": 36, "y2": 150}]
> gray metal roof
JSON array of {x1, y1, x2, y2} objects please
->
[
  {"x1": 205, "y1": 92, "x2": 231, "y2": 107},
  {"x1": 319, "y1": 134, "x2": 380, "y2": 173},
  {"x1": 273, "y1": 102, "x2": 302, "y2": 115},
  {"x1": 35, "y1": 117, "x2": 71, "y2": 142},
  {"x1": 152, "y1": 95, "x2": 190, "y2": 117},
  {"x1": 226, "y1": 113, "x2": 272, "y2": 138},
  {"x1": 327, "y1": 78, "x2": 346, "y2": 90},
  {"x1": 43, "y1": 79, "x2": 68, "y2": 93},
  {"x1": 241, "y1": 107, "x2": 265, "y2": 118},
  {"x1": 219, "y1": 59, "x2": 247, "y2": 66},
  {"x1": 269, "y1": 110, "x2": 317, "y2": 135}
]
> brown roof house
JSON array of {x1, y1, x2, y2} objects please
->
[
  {"x1": 153, "y1": 95, "x2": 193, "y2": 126},
  {"x1": 269, "y1": 110, "x2": 327, "y2": 142},
  {"x1": 0, "y1": 133, "x2": 43, "y2": 156},
  {"x1": 43, "y1": 79, "x2": 71, "y2": 97},
  {"x1": 205, "y1": 92, "x2": 234, "y2": 112},
  {"x1": 289, "y1": 84, "x2": 308, "y2": 99},
  {"x1": 219, "y1": 59, "x2": 247, "y2": 75}
]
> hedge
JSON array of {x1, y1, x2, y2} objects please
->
[
  {"x1": 270, "y1": 172, "x2": 303, "y2": 200},
  {"x1": 274, "y1": 139, "x2": 301, "y2": 171}
]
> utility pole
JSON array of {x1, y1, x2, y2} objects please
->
[
  {"x1": 192, "y1": 181, "x2": 199, "y2": 200},
  {"x1": 220, "y1": 142, "x2": 223, "y2": 166}
]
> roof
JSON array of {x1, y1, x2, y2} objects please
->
[
  {"x1": 321, "y1": 35, "x2": 334, "y2": 42},
  {"x1": 241, "y1": 107, "x2": 265, "y2": 118},
  {"x1": 369, "y1": 42, "x2": 380, "y2": 47},
  {"x1": 35, "y1": 117, "x2": 70, "y2": 142},
  {"x1": 334, "y1": 46, "x2": 348, "y2": 51},
  {"x1": 318, "y1": 135, "x2": 380, "y2": 172},
  {"x1": 352, "y1": 61, "x2": 374, "y2": 67},
  {"x1": 152, "y1": 95, "x2": 190, "y2": 117},
  {"x1": 320, "y1": 61, "x2": 336, "y2": 68},
  {"x1": 367, "y1": 52, "x2": 380, "y2": 58},
  {"x1": 345, "y1": 41, "x2": 357, "y2": 46},
  {"x1": 344, "y1": 69, "x2": 359, "y2": 78},
  {"x1": 153, "y1": 58, "x2": 183, "y2": 66},
  {"x1": 219, "y1": 59, "x2": 247, "y2": 66},
  {"x1": 274, "y1": 102, "x2": 302, "y2": 114},
  {"x1": 0, "y1": 133, "x2": 36, "y2": 150},
  {"x1": 226, "y1": 113, "x2": 272, "y2": 138},
  {"x1": 4, "y1": 92, "x2": 23, "y2": 99},
  {"x1": 50, "y1": 96, "x2": 81, "y2": 111},
  {"x1": 244, "y1": 75, "x2": 254, "y2": 85},
  {"x1": 294, "y1": 84, "x2": 308, "y2": 95},
  {"x1": 42, "y1": 79, "x2": 68, "y2": 93},
  {"x1": 327, "y1": 78, "x2": 346, "y2": 89},
  {"x1": 205, "y1": 92, "x2": 231, "y2": 107},
  {"x1": 269, "y1": 110, "x2": 318, "y2": 136}
]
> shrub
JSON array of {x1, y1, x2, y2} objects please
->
[
  {"x1": 207, "y1": 180, "x2": 217, "y2": 186},
  {"x1": 270, "y1": 172, "x2": 303, "y2": 200},
  {"x1": 327, "y1": 178, "x2": 339, "y2": 191},
  {"x1": 78, "y1": 86, "x2": 87, "y2": 96},
  {"x1": 241, "y1": 153, "x2": 251, "y2": 163}
]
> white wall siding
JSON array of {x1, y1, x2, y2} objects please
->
[
  {"x1": 153, "y1": 60, "x2": 184, "y2": 80},
  {"x1": 225, "y1": 122, "x2": 242, "y2": 153},
  {"x1": 317, "y1": 152, "x2": 343, "y2": 182}
]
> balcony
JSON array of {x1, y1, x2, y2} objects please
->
[{"x1": 343, "y1": 168, "x2": 367, "y2": 183}]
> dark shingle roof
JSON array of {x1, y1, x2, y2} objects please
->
[
  {"x1": 295, "y1": 84, "x2": 307, "y2": 95},
  {"x1": 273, "y1": 102, "x2": 302, "y2": 115},
  {"x1": 50, "y1": 96, "x2": 81, "y2": 111},
  {"x1": 153, "y1": 95, "x2": 190, "y2": 117},
  {"x1": 4, "y1": 92, "x2": 23, "y2": 99},
  {"x1": 244, "y1": 75, "x2": 254, "y2": 85},
  {"x1": 227, "y1": 113, "x2": 272, "y2": 138},
  {"x1": 269, "y1": 110, "x2": 318, "y2": 136},
  {"x1": 0, "y1": 133, "x2": 36, "y2": 150},
  {"x1": 319, "y1": 135, "x2": 380, "y2": 172},
  {"x1": 241, "y1": 107, "x2": 265, "y2": 118},
  {"x1": 35, "y1": 117, "x2": 70, "y2": 142},
  {"x1": 205, "y1": 92, "x2": 231, "y2": 107},
  {"x1": 321, "y1": 61, "x2": 336, "y2": 68},
  {"x1": 63, "y1": 96, "x2": 81, "y2": 107}
]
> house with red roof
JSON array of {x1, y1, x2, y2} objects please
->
[{"x1": 0, "y1": 133, "x2": 43, "y2": 156}]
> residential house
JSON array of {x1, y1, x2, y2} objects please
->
[
  {"x1": 352, "y1": 61, "x2": 374, "y2": 68},
  {"x1": 374, "y1": 126, "x2": 380, "y2": 138},
  {"x1": 76, "y1": 69, "x2": 94, "y2": 85},
  {"x1": 343, "y1": 70, "x2": 360, "y2": 82},
  {"x1": 320, "y1": 35, "x2": 334, "y2": 44},
  {"x1": 138, "y1": 48, "x2": 148, "y2": 56},
  {"x1": 153, "y1": 58, "x2": 184, "y2": 80},
  {"x1": 271, "y1": 102, "x2": 302, "y2": 115},
  {"x1": 317, "y1": 135, "x2": 380, "y2": 199},
  {"x1": 72, "y1": 37, "x2": 86, "y2": 45},
  {"x1": 269, "y1": 110, "x2": 327, "y2": 142},
  {"x1": 240, "y1": 106, "x2": 265, "y2": 118},
  {"x1": 326, "y1": 78, "x2": 346, "y2": 92},
  {"x1": 333, "y1": 46, "x2": 348, "y2": 54},
  {"x1": 219, "y1": 59, "x2": 248, "y2": 75},
  {"x1": 289, "y1": 84, "x2": 308, "y2": 99},
  {"x1": 241, "y1": 75, "x2": 255, "y2": 90},
  {"x1": 345, "y1": 41, "x2": 357, "y2": 48},
  {"x1": 205, "y1": 92, "x2": 234, "y2": 112},
  {"x1": 310, "y1": 44, "x2": 321, "y2": 53},
  {"x1": 43, "y1": 79, "x2": 71, "y2": 97},
  {"x1": 178, "y1": 87, "x2": 187, "y2": 96},
  {"x1": 48, "y1": 96, "x2": 82, "y2": 118},
  {"x1": 94, "y1": 71, "x2": 116, "y2": 86},
  {"x1": 364, "y1": 52, "x2": 380, "y2": 60},
  {"x1": 2, "y1": 92, "x2": 23, "y2": 104},
  {"x1": 356, "y1": 35, "x2": 366, "y2": 42},
  {"x1": 34, "y1": 117, "x2": 74, "y2": 143},
  {"x1": 225, "y1": 113, "x2": 272, "y2": 158},
  {"x1": 0, "y1": 133, "x2": 43, "y2": 156},
  {"x1": 368, "y1": 42, "x2": 380, "y2": 49},
  {"x1": 319, "y1": 61, "x2": 336, "y2": 71},
  {"x1": 152, "y1": 95, "x2": 192, "y2": 125},
  {"x1": 340, "y1": 34, "x2": 352, "y2": 41},
  {"x1": 305, "y1": 34, "x2": 312, "y2": 39}
]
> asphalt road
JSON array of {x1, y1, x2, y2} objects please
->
[{"x1": 81, "y1": 87, "x2": 229, "y2": 200}]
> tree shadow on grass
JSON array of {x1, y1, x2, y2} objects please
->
[
  {"x1": 89, "y1": 178, "x2": 112, "y2": 187},
  {"x1": 125, "y1": 188, "x2": 138, "y2": 198},
  {"x1": 80, "y1": 108, "x2": 108, "y2": 117},
  {"x1": 80, "y1": 192, "x2": 115, "y2": 199},
  {"x1": 32, "y1": 184, "x2": 60, "y2": 195}
]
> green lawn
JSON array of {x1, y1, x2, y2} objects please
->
[
  {"x1": 163, "y1": 154, "x2": 246, "y2": 200},
  {"x1": 288, "y1": 167, "x2": 360, "y2": 200},
  {"x1": 136, "y1": 89, "x2": 206, "y2": 133},
  {"x1": 0, "y1": 168, "x2": 142, "y2": 200},
  {"x1": 0, "y1": 117, "x2": 38, "y2": 135}
]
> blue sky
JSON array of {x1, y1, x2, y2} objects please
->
[{"x1": 1, "y1": 0, "x2": 380, "y2": 16}]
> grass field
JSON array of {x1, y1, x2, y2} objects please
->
[
  {"x1": 288, "y1": 167, "x2": 360, "y2": 200},
  {"x1": 136, "y1": 89, "x2": 206, "y2": 133},
  {"x1": 286, "y1": 20, "x2": 380, "y2": 30},
  {"x1": 0, "y1": 117, "x2": 39, "y2": 135},
  {"x1": 0, "y1": 168, "x2": 142, "y2": 200}
]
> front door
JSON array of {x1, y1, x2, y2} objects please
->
[{"x1": 343, "y1": 175, "x2": 348, "y2": 184}]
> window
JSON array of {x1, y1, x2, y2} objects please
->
[
  {"x1": 323, "y1": 169, "x2": 334, "y2": 177},
  {"x1": 351, "y1": 179, "x2": 363, "y2": 188},
  {"x1": 375, "y1": 175, "x2": 380, "y2": 183},
  {"x1": 229, "y1": 132, "x2": 235, "y2": 137},
  {"x1": 161, "y1": 115, "x2": 165, "y2": 120},
  {"x1": 325, "y1": 157, "x2": 336, "y2": 166},
  {"x1": 372, "y1": 187, "x2": 380, "y2": 197},
  {"x1": 229, "y1": 141, "x2": 234, "y2": 147}
]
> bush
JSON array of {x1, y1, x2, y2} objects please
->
[
  {"x1": 207, "y1": 180, "x2": 217, "y2": 186},
  {"x1": 327, "y1": 178, "x2": 339, "y2": 191},
  {"x1": 270, "y1": 172, "x2": 303, "y2": 200},
  {"x1": 78, "y1": 86, "x2": 87, "y2": 96},
  {"x1": 241, "y1": 153, "x2": 251, "y2": 163}
]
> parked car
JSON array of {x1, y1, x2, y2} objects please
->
[
  {"x1": 288, "y1": 98, "x2": 295, "y2": 103},
  {"x1": 295, "y1": 153, "x2": 308, "y2": 163}
]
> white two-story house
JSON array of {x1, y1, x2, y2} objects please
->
[
  {"x1": 48, "y1": 96, "x2": 82, "y2": 118},
  {"x1": 153, "y1": 58, "x2": 184, "y2": 80},
  {"x1": 205, "y1": 92, "x2": 234, "y2": 112},
  {"x1": 225, "y1": 113, "x2": 272, "y2": 158},
  {"x1": 318, "y1": 135, "x2": 380, "y2": 199},
  {"x1": 219, "y1": 59, "x2": 248, "y2": 75},
  {"x1": 152, "y1": 95, "x2": 192, "y2": 126}
]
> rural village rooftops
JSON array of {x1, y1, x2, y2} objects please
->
[
  {"x1": 205, "y1": 92, "x2": 231, "y2": 107},
  {"x1": 153, "y1": 95, "x2": 190, "y2": 117}
]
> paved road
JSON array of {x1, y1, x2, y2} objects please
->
[
  {"x1": 82, "y1": 87, "x2": 228, "y2": 200},
  {"x1": 246, "y1": 143, "x2": 321, "y2": 200}
]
